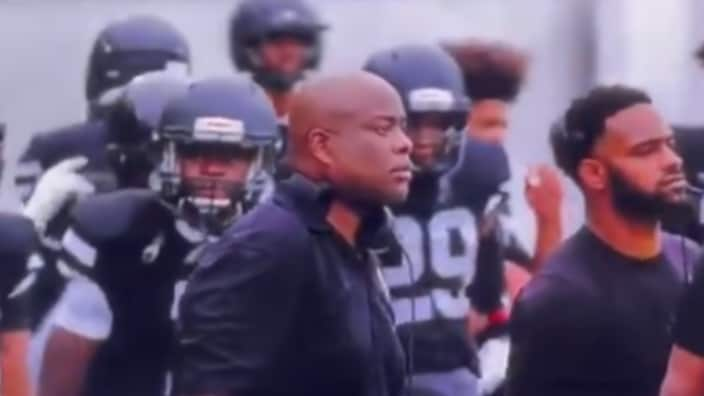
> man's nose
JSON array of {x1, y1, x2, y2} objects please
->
[
  {"x1": 661, "y1": 143, "x2": 684, "y2": 173},
  {"x1": 200, "y1": 160, "x2": 227, "y2": 176},
  {"x1": 394, "y1": 127, "x2": 413, "y2": 155}
]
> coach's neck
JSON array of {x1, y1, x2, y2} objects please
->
[
  {"x1": 586, "y1": 199, "x2": 661, "y2": 260},
  {"x1": 326, "y1": 200, "x2": 363, "y2": 247}
]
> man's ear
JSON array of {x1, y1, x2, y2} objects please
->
[
  {"x1": 578, "y1": 158, "x2": 608, "y2": 191},
  {"x1": 308, "y1": 127, "x2": 335, "y2": 166}
]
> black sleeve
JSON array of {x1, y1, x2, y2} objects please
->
[
  {"x1": 506, "y1": 275, "x2": 598, "y2": 396},
  {"x1": 503, "y1": 230, "x2": 533, "y2": 268},
  {"x1": 673, "y1": 256, "x2": 704, "y2": 356},
  {"x1": 467, "y1": 224, "x2": 505, "y2": 313},
  {"x1": 175, "y1": 230, "x2": 308, "y2": 394}
]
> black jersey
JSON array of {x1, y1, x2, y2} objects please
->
[
  {"x1": 384, "y1": 170, "x2": 503, "y2": 375},
  {"x1": 60, "y1": 189, "x2": 208, "y2": 396}
]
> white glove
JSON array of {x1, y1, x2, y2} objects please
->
[
  {"x1": 23, "y1": 156, "x2": 95, "y2": 233},
  {"x1": 477, "y1": 336, "x2": 510, "y2": 395}
]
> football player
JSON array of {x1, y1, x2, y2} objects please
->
[
  {"x1": 365, "y1": 44, "x2": 509, "y2": 396},
  {"x1": 15, "y1": 16, "x2": 190, "y2": 332},
  {"x1": 37, "y1": 76, "x2": 278, "y2": 396},
  {"x1": 24, "y1": 71, "x2": 190, "y2": 339},
  {"x1": 15, "y1": 15, "x2": 191, "y2": 202},
  {"x1": 228, "y1": 0, "x2": 327, "y2": 177}
]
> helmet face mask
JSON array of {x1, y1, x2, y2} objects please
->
[
  {"x1": 179, "y1": 142, "x2": 259, "y2": 207},
  {"x1": 154, "y1": 77, "x2": 279, "y2": 231},
  {"x1": 407, "y1": 111, "x2": 465, "y2": 174},
  {"x1": 158, "y1": 138, "x2": 265, "y2": 230}
]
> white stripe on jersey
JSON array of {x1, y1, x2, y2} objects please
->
[
  {"x1": 62, "y1": 228, "x2": 97, "y2": 268},
  {"x1": 8, "y1": 272, "x2": 37, "y2": 299}
]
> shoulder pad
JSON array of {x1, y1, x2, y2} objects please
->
[
  {"x1": 34, "y1": 121, "x2": 109, "y2": 168},
  {"x1": 449, "y1": 139, "x2": 510, "y2": 202},
  {"x1": 0, "y1": 212, "x2": 37, "y2": 257},
  {"x1": 69, "y1": 189, "x2": 172, "y2": 245}
]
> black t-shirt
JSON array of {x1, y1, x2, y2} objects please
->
[
  {"x1": 176, "y1": 174, "x2": 406, "y2": 396},
  {"x1": 673, "y1": 253, "x2": 704, "y2": 356},
  {"x1": 507, "y1": 227, "x2": 693, "y2": 396}
]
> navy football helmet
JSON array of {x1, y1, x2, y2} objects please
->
[
  {"x1": 155, "y1": 76, "x2": 279, "y2": 228},
  {"x1": 105, "y1": 71, "x2": 190, "y2": 188},
  {"x1": 364, "y1": 44, "x2": 469, "y2": 174},
  {"x1": 229, "y1": 0, "x2": 326, "y2": 92},
  {"x1": 86, "y1": 15, "x2": 191, "y2": 119}
]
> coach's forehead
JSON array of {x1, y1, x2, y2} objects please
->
[{"x1": 601, "y1": 103, "x2": 671, "y2": 151}]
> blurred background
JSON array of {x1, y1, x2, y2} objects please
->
[{"x1": 1, "y1": 0, "x2": 703, "y2": 217}]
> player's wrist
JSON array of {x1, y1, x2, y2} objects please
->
[{"x1": 534, "y1": 207, "x2": 563, "y2": 224}]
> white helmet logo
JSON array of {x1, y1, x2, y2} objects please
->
[{"x1": 408, "y1": 88, "x2": 454, "y2": 112}]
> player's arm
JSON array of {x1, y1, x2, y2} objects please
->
[
  {"x1": 39, "y1": 220, "x2": 112, "y2": 396},
  {"x1": 1, "y1": 330, "x2": 31, "y2": 396},
  {"x1": 176, "y1": 229, "x2": 307, "y2": 396},
  {"x1": 660, "y1": 346, "x2": 704, "y2": 396},
  {"x1": 38, "y1": 277, "x2": 112, "y2": 396},
  {"x1": 504, "y1": 261, "x2": 532, "y2": 302},
  {"x1": 661, "y1": 260, "x2": 704, "y2": 396},
  {"x1": 468, "y1": 217, "x2": 505, "y2": 316},
  {"x1": 466, "y1": 196, "x2": 509, "y2": 339},
  {"x1": 524, "y1": 164, "x2": 563, "y2": 273}
]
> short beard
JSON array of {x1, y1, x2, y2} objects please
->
[{"x1": 609, "y1": 167, "x2": 682, "y2": 223}]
